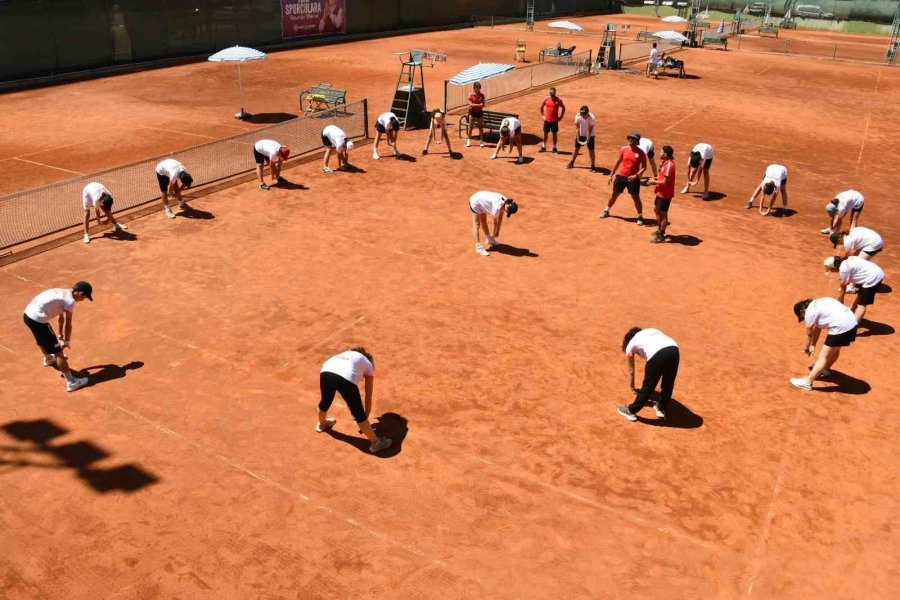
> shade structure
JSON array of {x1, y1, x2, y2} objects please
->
[
  {"x1": 548, "y1": 20, "x2": 583, "y2": 32},
  {"x1": 449, "y1": 63, "x2": 515, "y2": 85},
  {"x1": 208, "y1": 46, "x2": 267, "y2": 120},
  {"x1": 661, "y1": 15, "x2": 688, "y2": 23},
  {"x1": 653, "y1": 30, "x2": 689, "y2": 43}
]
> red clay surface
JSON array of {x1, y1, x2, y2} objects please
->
[{"x1": 1, "y1": 14, "x2": 899, "y2": 600}]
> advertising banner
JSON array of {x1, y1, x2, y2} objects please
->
[{"x1": 281, "y1": 0, "x2": 346, "y2": 39}]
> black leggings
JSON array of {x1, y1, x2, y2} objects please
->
[
  {"x1": 319, "y1": 371, "x2": 367, "y2": 422},
  {"x1": 628, "y1": 346, "x2": 680, "y2": 414}
]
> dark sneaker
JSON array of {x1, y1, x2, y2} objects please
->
[
  {"x1": 599, "y1": 208, "x2": 610, "y2": 219},
  {"x1": 617, "y1": 406, "x2": 637, "y2": 422},
  {"x1": 636, "y1": 216, "x2": 645, "y2": 226},
  {"x1": 369, "y1": 437, "x2": 393, "y2": 453}
]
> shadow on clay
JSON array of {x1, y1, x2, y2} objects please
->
[
  {"x1": 814, "y1": 370, "x2": 871, "y2": 395},
  {"x1": 635, "y1": 397, "x2": 703, "y2": 429},
  {"x1": 78, "y1": 361, "x2": 144, "y2": 387},
  {"x1": 857, "y1": 319, "x2": 894, "y2": 338},
  {"x1": 325, "y1": 412, "x2": 408, "y2": 458}
]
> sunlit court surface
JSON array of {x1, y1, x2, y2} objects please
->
[{"x1": 2, "y1": 10, "x2": 900, "y2": 600}]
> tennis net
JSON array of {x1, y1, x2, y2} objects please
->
[
  {"x1": 0, "y1": 99, "x2": 368, "y2": 250},
  {"x1": 616, "y1": 39, "x2": 683, "y2": 65}
]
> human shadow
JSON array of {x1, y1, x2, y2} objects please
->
[
  {"x1": 679, "y1": 74, "x2": 702, "y2": 80},
  {"x1": 78, "y1": 361, "x2": 144, "y2": 387},
  {"x1": 1, "y1": 418, "x2": 158, "y2": 492},
  {"x1": 636, "y1": 397, "x2": 703, "y2": 429},
  {"x1": 101, "y1": 229, "x2": 138, "y2": 242},
  {"x1": 395, "y1": 154, "x2": 418, "y2": 162},
  {"x1": 877, "y1": 283, "x2": 892, "y2": 294},
  {"x1": 665, "y1": 234, "x2": 702, "y2": 247},
  {"x1": 701, "y1": 191, "x2": 727, "y2": 201},
  {"x1": 770, "y1": 208, "x2": 798, "y2": 218},
  {"x1": 325, "y1": 412, "x2": 408, "y2": 458},
  {"x1": 489, "y1": 243, "x2": 539, "y2": 257},
  {"x1": 179, "y1": 206, "x2": 215, "y2": 219},
  {"x1": 816, "y1": 370, "x2": 871, "y2": 395},
  {"x1": 510, "y1": 156, "x2": 535, "y2": 165},
  {"x1": 521, "y1": 133, "x2": 543, "y2": 146},
  {"x1": 340, "y1": 164, "x2": 367, "y2": 174},
  {"x1": 245, "y1": 112, "x2": 297, "y2": 124},
  {"x1": 857, "y1": 319, "x2": 894, "y2": 338},
  {"x1": 273, "y1": 179, "x2": 308, "y2": 190}
]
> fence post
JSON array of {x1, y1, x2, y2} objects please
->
[
  {"x1": 783, "y1": 40, "x2": 789, "y2": 54},
  {"x1": 363, "y1": 99, "x2": 369, "y2": 138},
  {"x1": 443, "y1": 80, "x2": 448, "y2": 115}
]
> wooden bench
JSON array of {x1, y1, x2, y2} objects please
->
[
  {"x1": 759, "y1": 25, "x2": 779, "y2": 37},
  {"x1": 458, "y1": 110, "x2": 520, "y2": 138},
  {"x1": 299, "y1": 84, "x2": 347, "y2": 113},
  {"x1": 635, "y1": 30, "x2": 656, "y2": 41},
  {"x1": 702, "y1": 36, "x2": 728, "y2": 50},
  {"x1": 538, "y1": 45, "x2": 576, "y2": 62}
]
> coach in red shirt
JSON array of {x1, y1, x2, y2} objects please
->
[
  {"x1": 466, "y1": 82, "x2": 486, "y2": 148},
  {"x1": 647, "y1": 145, "x2": 676, "y2": 243},
  {"x1": 600, "y1": 132, "x2": 648, "y2": 225},
  {"x1": 538, "y1": 87, "x2": 566, "y2": 153}
]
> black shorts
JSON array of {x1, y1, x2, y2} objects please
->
[
  {"x1": 646, "y1": 148, "x2": 655, "y2": 159},
  {"x1": 576, "y1": 136, "x2": 595, "y2": 150},
  {"x1": 857, "y1": 284, "x2": 879, "y2": 306},
  {"x1": 704, "y1": 158, "x2": 713, "y2": 170},
  {"x1": 321, "y1": 133, "x2": 333, "y2": 147},
  {"x1": 253, "y1": 148, "x2": 268, "y2": 165},
  {"x1": 24, "y1": 314, "x2": 62, "y2": 355},
  {"x1": 613, "y1": 174, "x2": 641, "y2": 195},
  {"x1": 851, "y1": 205, "x2": 863, "y2": 213},
  {"x1": 543, "y1": 121, "x2": 559, "y2": 134},
  {"x1": 318, "y1": 371, "x2": 367, "y2": 423},
  {"x1": 825, "y1": 326, "x2": 857, "y2": 348},
  {"x1": 468, "y1": 111, "x2": 484, "y2": 121},
  {"x1": 156, "y1": 173, "x2": 170, "y2": 193},
  {"x1": 862, "y1": 247, "x2": 882, "y2": 257},
  {"x1": 654, "y1": 196, "x2": 672, "y2": 212},
  {"x1": 375, "y1": 122, "x2": 387, "y2": 133}
]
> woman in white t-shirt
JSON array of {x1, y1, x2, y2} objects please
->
[
  {"x1": 822, "y1": 189, "x2": 864, "y2": 234},
  {"x1": 568, "y1": 106, "x2": 597, "y2": 171},
  {"x1": 253, "y1": 139, "x2": 290, "y2": 190},
  {"x1": 680, "y1": 142, "x2": 713, "y2": 200},
  {"x1": 422, "y1": 110, "x2": 454, "y2": 157},
  {"x1": 81, "y1": 182, "x2": 127, "y2": 244},
  {"x1": 617, "y1": 327, "x2": 680, "y2": 421},
  {"x1": 373, "y1": 112, "x2": 401, "y2": 159},
  {"x1": 824, "y1": 255, "x2": 885, "y2": 322},
  {"x1": 468, "y1": 190, "x2": 518, "y2": 256},
  {"x1": 746, "y1": 164, "x2": 788, "y2": 215},
  {"x1": 829, "y1": 227, "x2": 883, "y2": 261},
  {"x1": 321, "y1": 125, "x2": 354, "y2": 173},
  {"x1": 492, "y1": 117, "x2": 524, "y2": 163},
  {"x1": 317, "y1": 347, "x2": 392, "y2": 453},
  {"x1": 791, "y1": 297, "x2": 858, "y2": 391}
]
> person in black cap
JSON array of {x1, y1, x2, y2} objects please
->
[
  {"x1": 616, "y1": 326, "x2": 680, "y2": 422},
  {"x1": 829, "y1": 227, "x2": 883, "y2": 262},
  {"x1": 600, "y1": 132, "x2": 647, "y2": 225},
  {"x1": 22, "y1": 282, "x2": 94, "y2": 392},
  {"x1": 790, "y1": 297, "x2": 858, "y2": 391},
  {"x1": 155, "y1": 158, "x2": 194, "y2": 219},
  {"x1": 568, "y1": 106, "x2": 597, "y2": 171},
  {"x1": 82, "y1": 182, "x2": 127, "y2": 244},
  {"x1": 468, "y1": 190, "x2": 518, "y2": 256}
]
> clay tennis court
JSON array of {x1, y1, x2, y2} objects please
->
[{"x1": 1, "y1": 13, "x2": 899, "y2": 599}]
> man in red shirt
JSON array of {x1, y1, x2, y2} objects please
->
[
  {"x1": 600, "y1": 132, "x2": 648, "y2": 225},
  {"x1": 466, "y1": 82, "x2": 486, "y2": 148},
  {"x1": 538, "y1": 87, "x2": 566, "y2": 153},
  {"x1": 647, "y1": 145, "x2": 676, "y2": 243}
]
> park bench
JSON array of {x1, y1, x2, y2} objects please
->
[
  {"x1": 759, "y1": 25, "x2": 779, "y2": 37},
  {"x1": 458, "y1": 110, "x2": 520, "y2": 138},
  {"x1": 635, "y1": 30, "x2": 656, "y2": 41},
  {"x1": 538, "y1": 44, "x2": 576, "y2": 61},
  {"x1": 299, "y1": 84, "x2": 347, "y2": 113},
  {"x1": 702, "y1": 36, "x2": 728, "y2": 50}
]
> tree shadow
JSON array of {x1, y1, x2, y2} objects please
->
[
  {"x1": 325, "y1": 413, "x2": 408, "y2": 458},
  {"x1": 665, "y1": 234, "x2": 702, "y2": 246},
  {"x1": 77, "y1": 361, "x2": 144, "y2": 387},
  {"x1": 1, "y1": 418, "x2": 158, "y2": 492},
  {"x1": 857, "y1": 319, "x2": 894, "y2": 337},
  {"x1": 816, "y1": 370, "x2": 871, "y2": 395},
  {"x1": 179, "y1": 206, "x2": 215, "y2": 219},
  {"x1": 489, "y1": 243, "x2": 539, "y2": 257},
  {"x1": 636, "y1": 397, "x2": 703, "y2": 429},
  {"x1": 245, "y1": 112, "x2": 297, "y2": 124}
]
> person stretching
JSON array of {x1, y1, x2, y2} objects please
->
[
  {"x1": 829, "y1": 227, "x2": 883, "y2": 261},
  {"x1": 491, "y1": 117, "x2": 524, "y2": 164},
  {"x1": 469, "y1": 190, "x2": 518, "y2": 256},
  {"x1": 617, "y1": 326, "x2": 680, "y2": 421},
  {"x1": 422, "y1": 110, "x2": 454, "y2": 156},
  {"x1": 790, "y1": 297, "x2": 857, "y2": 391},
  {"x1": 82, "y1": 182, "x2": 127, "y2": 244},
  {"x1": 254, "y1": 139, "x2": 290, "y2": 190},
  {"x1": 822, "y1": 189, "x2": 864, "y2": 235},
  {"x1": 373, "y1": 112, "x2": 402, "y2": 159},
  {"x1": 680, "y1": 142, "x2": 714, "y2": 200},
  {"x1": 824, "y1": 256, "x2": 885, "y2": 323},
  {"x1": 746, "y1": 164, "x2": 788, "y2": 214}
]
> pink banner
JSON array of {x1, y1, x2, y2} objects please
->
[{"x1": 282, "y1": 0, "x2": 346, "y2": 39}]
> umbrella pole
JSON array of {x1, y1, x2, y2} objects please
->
[{"x1": 236, "y1": 62, "x2": 246, "y2": 120}]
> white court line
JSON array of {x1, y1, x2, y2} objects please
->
[
  {"x1": 0, "y1": 344, "x2": 15, "y2": 354},
  {"x1": 856, "y1": 115, "x2": 871, "y2": 172},
  {"x1": 874, "y1": 70, "x2": 882, "y2": 95},
  {"x1": 137, "y1": 125, "x2": 219, "y2": 140},
  {"x1": 665, "y1": 109, "x2": 701, "y2": 133},
  {"x1": 302, "y1": 315, "x2": 367, "y2": 354},
  {"x1": 745, "y1": 452, "x2": 790, "y2": 596},
  {"x1": 16, "y1": 141, "x2": 86, "y2": 159},
  {"x1": 755, "y1": 64, "x2": 776, "y2": 76},
  {"x1": 12, "y1": 157, "x2": 83, "y2": 175}
]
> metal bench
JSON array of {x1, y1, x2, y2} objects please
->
[
  {"x1": 635, "y1": 30, "x2": 656, "y2": 41},
  {"x1": 759, "y1": 25, "x2": 779, "y2": 37},
  {"x1": 458, "y1": 110, "x2": 520, "y2": 138},
  {"x1": 702, "y1": 36, "x2": 728, "y2": 50},
  {"x1": 299, "y1": 84, "x2": 347, "y2": 113},
  {"x1": 538, "y1": 45, "x2": 576, "y2": 62}
]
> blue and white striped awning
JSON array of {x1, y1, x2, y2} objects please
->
[{"x1": 449, "y1": 63, "x2": 515, "y2": 85}]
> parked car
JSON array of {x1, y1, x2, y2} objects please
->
[
  {"x1": 795, "y1": 5, "x2": 836, "y2": 19},
  {"x1": 748, "y1": 3, "x2": 767, "y2": 15}
]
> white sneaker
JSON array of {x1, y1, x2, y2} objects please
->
[
  {"x1": 617, "y1": 406, "x2": 637, "y2": 421},
  {"x1": 316, "y1": 417, "x2": 336, "y2": 432},
  {"x1": 372, "y1": 152, "x2": 380, "y2": 160},
  {"x1": 43, "y1": 356, "x2": 56, "y2": 367},
  {"x1": 369, "y1": 437, "x2": 392, "y2": 453},
  {"x1": 115, "y1": 223, "x2": 128, "y2": 231},
  {"x1": 66, "y1": 376, "x2": 89, "y2": 392},
  {"x1": 323, "y1": 166, "x2": 333, "y2": 173},
  {"x1": 83, "y1": 234, "x2": 91, "y2": 244},
  {"x1": 475, "y1": 243, "x2": 490, "y2": 257},
  {"x1": 653, "y1": 403, "x2": 666, "y2": 419},
  {"x1": 820, "y1": 228, "x2": 832, "y2": 235},
  {"x1": 393, "y1": 146, "x2": 401, "y2": 156},
  {"x1": 485, "y1": 235, "x2": 497, "y2": 246},
  {"x1": 165, "y1": 208, "x2": 176, "y2": 219},
  {"x1": 479, "y1": 141, "x2": 486, "y2": 148},
  {"x1": 845, "y1": 284, "x2": 858, "y2": 294},
  {"x1": 466, "y1": 140, "x2": 472, "y2": 147},
  {"x1": 789, "y1": 377, "x2": 812, "y2": 391}
]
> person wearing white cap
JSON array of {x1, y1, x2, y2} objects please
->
[
  {"x1": 822, "y1": 190, "x2": 864, "y2": 235},
  {"x1": 373, "y1": 112, "x2": 402, "y2": 159},
  {"x1": 491, "y1": 116, "x2": 524, "y2": 164},
  {"x1": 680, "y1": 142, "x2": 714, "y2": 200},
  {"x1": 82, "y1": 182, "x2": 127, "y2": 244},
  {"x1": 155, "y1": 158, "x2": 194, "y2": 219},
  {"x1": 321, "y1": 124, "x2": 354, "y2": 173},
  {"x1": 254, "y1": 139, "x2": 290, "y2": 190},
  {"x1": 422, "y1": 109, "x2": 454, "y2": 156},
  {"x1": 637, "y1": 135, "x2": 658, "y2": 177},
  {"x1": 746, "y1": 164, "x2": 788, "y2": 214},
  {"x1": 790, "y1": 297, "x2": 857, "y2": 391},
  {"x1": 568, "y1": 106, "x2": 597, "y2": 171},
  {"x1": 316, "y1": 347, "x2": 392, "y2": 453},
  {"x1": 616, "y1": 326, "x2": 680, "y2": 421},
  {"x1": 829, "y1": 227, "x2": 883, "y2": 261},
  {"x1": 22, "y1": 282, "x2": 94, "y2": 392},
  {"x1": 468, "y1": 190, "x2": 519, "y2": 256},
  {"x1": 824, "y1": 255, "x2": 885, "y2": 322}
]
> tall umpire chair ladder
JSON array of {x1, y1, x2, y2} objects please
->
[
  {"x1": 391, "y1": 51, "x2": 428, "y2": 130},
  {"x1": 526, "y1": 0, "x2": 536, "y2": 31},
  {"x1": 888, "y1": 2, "x2": 900, "y2": 64}
]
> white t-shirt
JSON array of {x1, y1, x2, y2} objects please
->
[
  {"x1": 649, "y1": 47, "x2": 660, "y2": 63},
  {"x1": 638, "y1": 137, "x2": 654, "y2": 156},
  {"x1": 625, "y1": 328, "x2": 678, "y2": 361},
  {"x1": 155, "y1": 158, "x2": 185, "y2": 179},
  {"x1": 575, "y1": 113, "x2": 595, "y2": 138},
  {"x1": 838, "y1": 256, "x2": 884, "y2": 288},
  {"x1": 254, "y1": 139, "x2": 282, "y2": 160},
  {"x1": 500, "y1": 117, "x2": 520, "y2": 133},
  {"x1": 469, "y1": 191, "x2": 507, "y2": 218},
  {"x1": 322, "y1": 125, "x2": 347, "y2": 149},
  {"x1": 82, "y1": 182, "x2": 110, "y2": 210},
  {"x1": 376, "y1": 112, "x2": 397, "y2": 130},
  {"x1": 842, "y1": 227, "x2": 883, "y2": 254},
  {"x1": 834, "y1": 190, "x2": 864, "y2": 216},
  {"x1": 692, "y1": 143, "x2": 714, "y2": 160},
  {"x1": 321, "y1": 351, "x2": 374, "y2": 383},
  {"x1": 24, "y1": 288, "x2": 76, "y2": 323},
  {"x1": 804, "y1": 297, "x2": 858, "y2": 335},
  {"x1": 762, "y1": 164, "x2": 787, "y2": 186}
]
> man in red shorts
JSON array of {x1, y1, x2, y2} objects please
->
[
  {"x1": 599, "y1": 132, "x2": 648, "y2": 225},
  {"x1": 466, "y1": 82, "x2": 486, "y2": 148},
  {"x1": 538, "y1": 87, "x2": 566, "y2": 153}
]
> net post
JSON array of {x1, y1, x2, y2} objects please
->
[
  {"x1": 831, "y1": 44, "x2": 837, "y2": 60},
  {"x1": 443, "y1": 80, "x2": 448, "y2": 114},
  {"x1": 363, "y1": 98, "x2": 369, "y2": 138}
]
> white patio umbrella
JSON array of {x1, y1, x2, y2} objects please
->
[
  {"x1": 548, "y1": 20, "x2": 583, "y2": 32},
  {"x1": 717, "y1": 20, "x2": 726, "y2": 34},
  {"x1": 661, "y1": 15, "x2": 688, "y2": 23},
  {"x1": 208, "y1": 45, "x2": 267, "y2": 120},
  {"x1": 653, "y1": 30, "x2": 689, "y2": 43}
]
